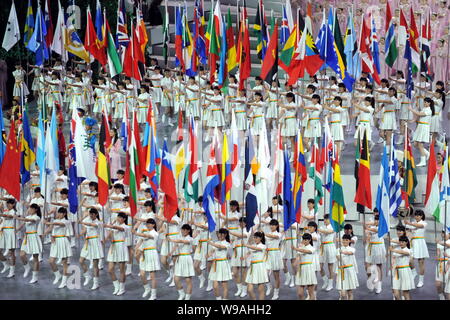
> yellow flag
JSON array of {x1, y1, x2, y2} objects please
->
[{"x1": 175, "y1": 143, "x2": 185, "y2": 179}]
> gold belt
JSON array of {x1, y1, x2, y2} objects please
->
[
  {"x1": 212, "y1": 258, "x2": 228, "y2": 272},
  {"x1": 339, "y1": 264, "x2": 353, "y2": 280},
  {"x1": 395, "y1": 265, "x2": 410, "y2": 280}
]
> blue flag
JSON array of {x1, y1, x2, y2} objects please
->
[
  {"x1": 404, "y1": 38, "x2": 414, "y2": 99},
  {"x1": 68, "y1": 132, "x2": 80, "y2": 214},
  {"x1": 26, "y1": 6, "x2": 49, "y2": 66},
  {"x1": 283, "y1": 150, "x2": 295, "y2": 231},
  {"x1": 218, "y1": 16, "x2": 227, "y2": 86},
  {"x1": 244, "y1": 133, "x2": 258, "y2": 231},
  {"x1": 20, "y1": 109, "x2": 36, "y2": 185},
  {"x1": 376, "y1": 144, "x2": 390, "y2": 238}
]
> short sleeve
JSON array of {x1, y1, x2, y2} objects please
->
[
  {"x1": 151, "y1": 230, "x2": 159, "y2": 240},
  {"x1": 257, "y1": 243, "x2": 266, "y2": 250}
]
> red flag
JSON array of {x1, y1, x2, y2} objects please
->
[
  {"x1": 260, "y1": 22, "x2": 278, "y2": 84},
  {"x1": 85, "y1": 8, "x2": 106, "y2": 66},
  {"x1": 425, "y1": 139, "x2": 437, "y2": 205},
  {"x1": 177, "y1": 112, "x2": 183, "y2": 142},
  {"x1": 0, "y1": 121, "x2": 21, "y2": 200},
  {"x1": 123, "y1": 22, "x2": 142, "y2": 81},
  {"x1": 44, "y1": 0, "x2": 54, "y2": 48},
  {"x1": 359, "y1": 16, "x2": 380, "y2": 85},
  {"x1": 354, "y1": 130, "x2": 372, "y2": 209},
  {"x1": 96, "y1": 110, "x2": 111, "y2": 206},
  {"x1": 161, "y1": 142, "x2": 179, "y2": 221},
  {"x1": 238, "y1": 17, "x2": 251, "y2": 90}
]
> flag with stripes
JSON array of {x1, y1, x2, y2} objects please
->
[
  {"x1": 377, "y1": 144, "x2": 390, "y2": 238},
  {"x1": 389, "y1": 138, "x2": 402, "y2": 218}
]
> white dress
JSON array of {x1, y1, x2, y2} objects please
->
[
  {"x1": 160, "y1": 215, "x2": 181, "y2": 256},
  {"x1": 20, "y1": 214, "x2": 42, "y2": 255},
  {"x1": 266, "y1": 89, "x2": 279, "y2": 119},
  {"x1": 392, "y1": 248, "x2": 415, "y2": 291},
  {"x1": 340, "y1": 92, "x2": 351, "y2": 126},
  {"x1": 150, "y1": 74, "x2": 163, "y2": 104},
  {"x1": 435, "y1": 242, "x2": 448, "y2": 282},
  {"x1": 207, "y1": 95, "x2": 225, "y2": 127},
  {"x1": 161, "y1": 77, "x2": 173, "y2": 107},
  {"x1": 320, "y1": 224, "x2": 337, "y2": 264},
  {"x1": 309, "y1": 231, "x2": 321, "y2": 272},
  {"x1": 230, "y1": 227, "x2": 250, "y2": 268},
  {"x1": 304, "y1": 104, "x2": 322, "y2": 138},
  {"x1": 282, "y1": 223, "x2": 298, "y2": 260},
  {"x1": 250, "y1": 101, "x2": 266, "y2": 135},
  {"x1": 185, "y1": 85, "x2": 201, "y2": 118},
  {"x1": 281, "y1": 102, "x2": 297, "y2": 137},
  {"x1": 295, "y1": 244, "x2": 317, "y2": 286},
  {"x1": 173, "y1": 80, "x2": 185, "y2": 113},
  {"x1": 193, "y1": 224, "x2": 209, "y2": 264},
  {"x1": 106, "y1": 223, "x2": 129, "y2": 262},
  {"x1": 0, "y1": 209, "x2": 17, "y2": 250},
  {"x1": 409, "y1": 220, "x2": 429, "y2": 259},
  {"x1": 174, "y1": 235, "x2": 195, "y2": 277},
  {"x1": 93, "y1": 86, "x2": 108, "y2": 114},
  {"x1": 137, "y1": 92, "x2": 150, "y2": 123},
  {"x1": 430, "y1": 98, "x2": 443, "y2": 133},
  {"x1": 380, "y1": 97, "x2": 398, "y2": 130},
  {"x1": 232, "y1": 97, "x2": 248, "y2": 131},
  {"x1": 412, "y1": 108, "x2": 432, "y2": 143},
  {"x1": 80, "y1": 217, "x2": 104, "y2": 260},
  {"x1": 209, "y1": 240, "x2": 233, "y2": 281},
  {"x1": 69, "y1": 82, "x2": 85, "y2": 110},
  {"x1": 245, "y1": 243, "x2": 269, "y2": 284},
  {"x1": 113, "y1": 91, "x2": 126, "y2": 120},
  {"x1": 336, "y1": 246, "x2": 359, "y2": 291},
  {"x1": 47, "y1": 79, "x2": 63, "y2": 108},
  {"x1": 329, "y1": 106, "x2": 344, "y2": 141},
  {"x1": 265, "y1": 231, "x2": 283, "y2": 271},
  {"x1": 139, "y1": 229, "x2": 161, "y2": 272},
  {"x1": 49, "y1": 219, "x2": 72, "y2": 259},
  {"x1": 354, "y1": 105, "x2": 374, "y2": 141},
  {"x1": 13, "y1": 69, "x2": 29, "y2": 96},
  {"x1": 365, "y1": 227, "x2": 386, "y2": 264}
]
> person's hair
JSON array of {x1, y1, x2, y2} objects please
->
[
  {"x1": 381, "y1": 78, "x2": 389, "y2": 86},
  {"x1": 312, "y1": 94, "x2": 321, "y2": 104},
  {"x1": 273, "y1": 195, "x2": 283, "y2": 205},
  {"x1": 6, "y1": 199, "x2": 16, "y2": 211},
  {"x1": 396, "y1": 70, "x2": 404, "y2": 79},
  {"x1": 302, "y1": 233, "x2": 313, "y2": 246},
  {"x1": 388, "y1": 87, "x2": 397, "y2": 98},
  {"x1": 414, "y1": 209, "x2": 425, "y2": 220},
  {"x1": 117, "y1": 212, "x2": 128, "y2": 224},
  {"x1": 396, "y1": 224, "x2": 406, "y2": 233},
  {"x1": 436, "y1": 80, "x2": 445, "y2": 88},
  {"x1": 57, "y1": 207, "x2": 68, "y2": 219},
  {"x1": 342, "y1": 234, "x2": 352, "y2": 242},
  {"x1": 117, "y1": 169, "x2": 125, "y2": 175},
  {"x1": 344, "y1": 223, "x2": 354, "y2": 237},
  {"x1": 424, "y1": 97, "x2": 435, "y2": 116},
  {"x1": 338, "y1": 83, "x2": 346, "y2": 90},
  {"x1": 114, "y1": 183, "x2": 125, "y2": 194},
  {"x1": 254, "y1": 92, "x2": 262, "y2": 98},
  {"x1": 181, "y1": 224, "x2": 193, "y2": 237},
  {"x1": 399, "y1": 235, "x2": 410, "y2": 249},
  {"x1": 286, "y1": 92, "x2": 295, "y2": 103},
  {"x1": 255, "y1": 76, "x2": 262, "y2": 82},
  {"x1": 307, "y1": 84, "x2": 316, "y2": 91},
  {"x1": 30, "y1": 203, "x2": 42, "y2": 218},
  {"x1": 366, "y1": 84, "x2": 373, "y2": 94},
  {"x1": 436, "y1": 89, "x2": 446, "y2": 110},
  {"x1": 374, "y1": 215, "x2": 380, "y2": 221},
  {"x1": 60, "y1": 188, "x2": 68, "y2": 195},
  {"x1": 254, "y1": 231, "x2": 265, "y2": 244},
  {"x1": 360, "y1": 77, "x2": 368, "y2": 83},
  {"x1": 329, "y1": 76, "x2": 337, "y2": 84},
  {"x1": 307, "y1": 198, "x2": 315, "y2": 205},
  {"x1": 230, "y1": 200, "x2": 239, "y2": 212},
  {"x1": 197, "y1": 196, "x2": 203, "y2": 203},
  {"x1": 365, "y1": 96, "x2": 375, "y2": 109},
  {"x1": 123, "y1": 196, "x2": 129, "y2": 203},
  {"x1": 373, "y1": 208, "x2": 379, "y2": 213},
  {"x1": 34, "y1": 187, "x2": 41, "y2": 194},
  {"x1": 219, "y1": 228, "x2": 230, "y2": 242},
  {"x1": 307, "y1": 221, "x2": 318, "y2": 231},
  {"x1": 239, "y1": 216, "x2": 247, "y2": 224},
  {"x1": 146, "y1": 218, "x2": 157, "y2": 231},
  {"x1": 144, "y1": 200, "x2": 156, "y2": 213},
  {"x1": 89, "y1": 208, "x2": 100, "y2": 220},
  {"x1": 323, "y1": 214, "x2": 330, "y2": 220},
  {"x1": 89, "y1": 181, "x2": 98, "y2": 190},
  {"x1": 333, "y1": 96, "x2": 342, "y2": 106},
  {"x1": 269, "y1": 219, "x2": 280, "y2": 232}
]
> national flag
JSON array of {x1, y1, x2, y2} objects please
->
[
  {"x1": 44, "y1": 0, "x2": 54, "y2": 48},
  {"x1": 260, "y1": 21, "x2": 278, "y2": 84},
  {"x1": 226, "y1": 8, "x2": 237, "y2": 71},
  {"x1": 333, "y1": 9, "x2": 346, "y2": 68},
  {"x1": 0, "y1": 121, "x2": 20, "y2": 200},
  {"x1": 161, "y1": 140, "x2": 179, "y2": 221},
  {"x1": 175, "y1": 142, "x2": 185, "y2": 180},
  {"x1": 254, "y1": 0, "x2": 268, "y2": 61},
  {"x1": 389, "y1": 138, "x2": 402, "y2": 218},
  {"x1": 95, "y1": 0, "x2": 105, "y2": 49},
  {"x1": 437, "y1": 144, "x2": 450, "y2": 230},
  {"x1": 377, "y1": 144, "x2": 390, "y2": 237},
  {"x1": 293, "y1": 130, "x2": 306, "y2": 223},
  {"x1": 0, "y1": 103, "x2": 5, "y2": 165},
  {"x1": 24, "y1": 0, "x2": 34, "y2": 46},
  {"x1": 73, "y1": 109, "x2": 96, "y2": 181},
  {"x1": 42, "y1": 107, "x2": 60, "y2": 200},
  {"x1": 255, "y1": 121, "x2": 271, "y2": 220},
  {"x1": 185, "y1": 116, "x2": 199, "y2": 202},
  {"x1": 143, "y1": 100, "x2": 160, "y2": 198},
  {"x1": 67, "y1": 132, "x2": 79, "y2": 214},
  {"x1": 385, "y1": 1, "x2": 398, "y2": 68},
  {"x1": 218, "y1": 15, "x2": 228, "y2": 88},
  {"x1": 193, "y1": 0, "x2": 207, "y2": 67},
  {"x1": 27, "y1": 6, "x2": 49, "y2": 67},
  {"x1": 398, "y1": 9, "x2": 408, "y2": 48},
  {"x1": 330, "y1": 153, "x2": 346, "y2": 232},
  {"x1": 120, "y1": 106, "x2": 129, "y2": 152},
  {"x1": 358, "y1": 15, "x2": 380, "y2": 85},
  {"x1": 182, "y1": 7, "x2": 196, "y2": 76},
  {"x1": 283, "y1": 149, "x2": 295, "y2": 230},
  {"x1": 175, "y1": 6, "x2": 184, "y2": 69},
  {"x1": 209, "y1": 0, "x2": 223, "y2": 83},
  {"x1": 162, "y1": 0, "x2": 170, "y2": 65},
  {"x1": 285, "y1": 0, "x2": 294, "y2": 32},
  {"x1": 204, "y1": 0, "x2": 214, "y2": 57},
  {"x1": 127, "y1": 112, "x2": 140, "y2": 217},
  {"x1": 309, "y1": 138, "x2": 323, "y2": 212},
  {"x1": 244, "y1": 133, "x2": 258, "y2": 231},
  {"x1": 271, "y1": 125, "x2": 284, "y2": 196},
  {"x1": 279, "y1": 25, "x2": 297, "y2": 72},
  {"x1": 203, "y1": 137, "x2": 220, "y2": 232},
  {"x1": 52, "y1": 0, "x2": 67, "y2": 62},
  {"x1": 20, "y1": 109, "x2": 36, "y2": 185},
  {"x1": 425, "y1": 140, "x2": 440, "y2": 221},
  {"x1": 2, "y1": 1, "x2": 20, "y2": 52},
  {"x1": 96, "y1": 109, "x2": 111, "y2": 206},
  {"x1": 403, "y1": 133, "x2": 417, "y2": 206},
  {"x1": 344, "y1": 8, "x2": 358, "y2": 77},
  {"x1": 404, "y1": 35, "x2": 414, "y2": 99},
  {"x1": 370, "y1": 14, "x2": 380, "y2": 74},
  {"x1": 420, "y1": 12, "x2": 432, "y2": 79},
  {"x1": 221, "y1": 133, "x2": 232, "y2": 204},
  {"x1": 106, "y1": 20, "x2": 123, "y2": 78},
  {"x1": 230, "y1": 111, "x2": 240, "y2": 189},
  {"x1": 85, "y1": 7, "x2": 106, "y2": 66},
  {"x1": 136, "y1": 6, "x2": 148, "y2": 60},
  {"x1": 237, "y1": 11, "x2": 251, "y2": 89},
  {"x1": 354, "y1": 129, "x2": 372, "y2": 209},
  {"x1": 409, "y1": 7, "x2": 420, "y2": 73},
  {"x1": 65, "y1": 7, "x2": 90, "y2": 63},
  {"x1": 36, "y1": 108, "x2": 45, "y2": 190},
  {"x1": 123, "y1": 21, "x2": 142, "y2": 81},
  {"x1": 116, "y1": 0, "x2": 129, "y2": 48},
  {"x1": 280, "y1": 6, "x2": 290, "y2": 47}
]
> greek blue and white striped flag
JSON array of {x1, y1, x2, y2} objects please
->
[
  {"x1": 389, "y1": 139, "x2": 402, "y2": 217},
  {"x1": 377, "y1": 144, "x2": 390, "y2": 237}
]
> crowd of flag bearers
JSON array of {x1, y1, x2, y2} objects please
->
[{"x1": 0, "y1": 0, "x2": 450, "y2": 301}]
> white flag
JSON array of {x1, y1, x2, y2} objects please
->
[
  {"x1": 73, "y1": 110, "x2": 97, "y2": 181},
  {"x1": 2, "y1": 2, "x2": 20, "y2": 51},
  {"x1": 52, "y1": 0, "x2": 68, "y2": 62}
]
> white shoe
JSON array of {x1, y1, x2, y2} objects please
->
[
  {"x1": 112, "y1": 280, "x2": 120, "y2": 295},
  {"x1": 199, "y1": 274, "x2": 205, "y2": 289},
  {"x1": 23, "y1": 264, "x2": 31, "y2": 278},
  {"x1": 321, "y1": 276, "x2": 329, "y2": 290},
  {"x1": 53, "y1": 271, "x2": 61, "y2": 285},
  {"x1": 240, "y1": 286, "x2": 247, "y2": 298},
  {"x1": 91, "y1": 277, "x2": 99, "y2": 290},
  {"x1": 29, "y1": 271, "x2": 38, "y2": 284},
  {"x1": 325, "y1": 279, "x2": 333, "y2": 291},
  {"x1": 6, "y1": 266, "x2": 15, "y2": 278},
  {"x1": 165, "y1": 269, "x2": 173, "y2": 283},
  {"x1": 169, "y1": 278, "x2": 175, "y2": 287},
  {"x1": 58, "y1": 276, "x2": 68, "y2": 289},
  {"x1": 367, "y1": 278, "x2": 374, "y2": 292},
  {"x1": 424, "y1": 149, "x2": 430, "y2": 160},
  {"x1": 216, "y1": 296, "x2": 222, "y2": 300},
  {"x1": 439, "y1": 293, "x2": 445, "y2": 300},
  {"x1": 284, "y1": 272, "x2": 291, "y2": 286},
  {"x1": 142, "y1": 284, "x2": 151, "y2": 298},
  {"x1": 206, "y1": 280, "x2": 213, "y2": 291},
  {"x1": 289, "y1": 277, "x2": 295, "y2": 288},
  {"x1": 235, "y1": 284, "x2": 242, "y2": 297},
  {"x1": 89, "y1": 260, "x2": 93, "y2": 270},
  {"x1": 184, "y1": 293, "x2": 191, "y2": 300},
  {"x1": 149, "y1": 289, "x2": 157, "y2": 300},
  {"x1": 265, "y1": 283, "x2": 272, "y2": 296},
  {"x1": 83, "y1": 272, "x2": 92, "y2": 286},
  {"x1": 98, "y1": 259, "x2": 104, "y2": 270},
  {"x1": 416, "y1": 156, "x2": 426, "y2": 167},
  {"x1": 375, "y1": 281, "x2": 382, "y2": 294},
  {"x1": 29, "y1": 256, "x2": 34, "y2": 262},
  {"x1": 178, "y1": 290, "x2": 186, "y2": 300},
  {"x1": 56, "y1": 258, "x2": 62, "y2": 265},
  {"x1": 168, "y1": 121, "x2": 174, "y2": 127},
  {"x1": 125, "y1": 264, "x2": 132, "y2": 276},
  {"x1": 116, "y1": 282, "x2": 125, "y2": 296},
  {"x1": 162, "y1": 114, "x2": 166, "y2": 124},
  {"x1": 1, "y1": 262, "x2": 9, "y2": 274},
  {"x1": 271, "y1": 289, "x2": 279, "y2": 300},
  {"x1": 417, "y1": 275, "x2": 424, "y2": 288}
]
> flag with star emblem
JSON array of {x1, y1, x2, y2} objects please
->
[
  {"x1": 2, "y1": 1, "x2": 20, "y2": 51},
  {"x1": 203, "y1": 137, "x2": 220, "y2": 232},
  {"x1": 260, "y1": 20, "x2": 278, "y2": 84},
  {"x1": 68, "y1": 132, "x2": 79, "y2": 214},
  {"x1": 160, "y1": 140, "x2": 179, "y2": 221},
  {"x1": 0, "y1": 120, "x2": 21, "y2": 200}
]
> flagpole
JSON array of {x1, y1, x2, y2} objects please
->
[
  {"x1": 388, "y1": 232, "x2": 394, "y2": 299},
  {"x1": 240, "y1": 135, "x2": 247, "y2": 281}
]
